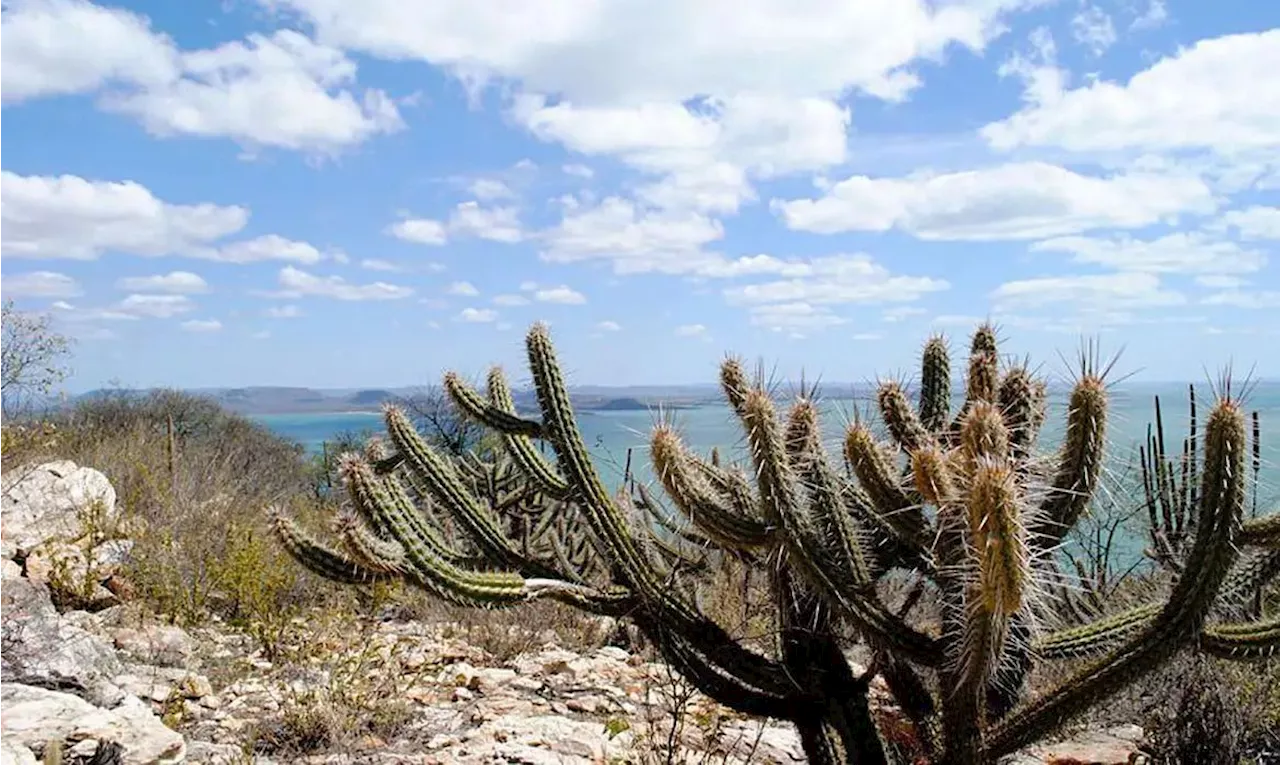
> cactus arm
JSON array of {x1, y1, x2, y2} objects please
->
[
  {"x1": 845, "y1": 424, "x2": 930, "y2": 550},
  {"x1": 1030, "y1": 375, "x2": 1107, "y2": 547},
  {"x1": 1241, "y1": 513, "x2": 1280, "y2": 547},
  {"x1": 443, "y1": 371, "x2": 545, "y2": 438},
  {"x1": 989, "y1": 396, "x2": 1246, "y2": 760},
  {"x1": 384, "y1": 404, "x2": 565, "y2": 579},
  {"x1": 878, "y1": 381, "x2": 930, "y2": 454},
  {"x1": 651, "y1": 425, "x2": 775, "y2": 549},
  {"x1": 632, "y1": 482, "x2": 722, "y2": 549},
  {"x1": 268, "y1": 509, "x2": 399, "y2": 585},
  {"x1": 1216, "y1": 548, "x2": 1280, "y2": 619},
  {"x1": 333, "y1": 510, "x2": 407, "y2": 573},
  {"x1": 998, "y1": 366, "x2": 1039, "y2": 454},
  {"x1": 1200, "y1": 617, "x2": 1280, "y2": 660},
  {"x1": 742, "y1": 388, "x2": 943, "y2": 666},
  {"x1": 485, "y1": 367, "x2": 571, "y2": 497},
  {"x1": 1034, "y1": 603, "x2": 1162, "y2": 659},
  {"x1": 919, "y1": 334, "x2": 951, "y2": 434}
]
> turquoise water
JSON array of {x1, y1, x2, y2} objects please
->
[{"x1": 250, "y1": 381, "x2": 1280, "y2": 510}]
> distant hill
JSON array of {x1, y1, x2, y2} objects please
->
[{"x1": 71, "y1": 384, "x2": 731, "y2": 416}]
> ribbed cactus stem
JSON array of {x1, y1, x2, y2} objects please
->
[
  {"x1": 959, "y1": 401, "x2": 1010, "y2": 478},
  {"x1": 919, "y1": 335, "x2": 952, "y2": 433},
  {"x1": 1033, "y1": 375, "x2": 1107, "y2": 545},
  {"x1": 879, "y1": 381, "x2": 930, "y2": 453},
  {"x1": 844, "y1": 424, "x2": 923, "y2": 542},
  {"x1": 968, "y1": 462, "x2": 1027, "y2": 619},
  {"x1": 269, "y1": 508, "x2": 397, "y2": 585},
  {"x1": 444, "y1": 371, "x2": 544, "y2": 437},
  {"x1": 719, "y1": 356, "x2": 751, "y2": 418},
  {"x1": 997, "y1": 366, "x2": 1037, "y2": 453},
  {"x1": 651, "y1": 425, "x2": 773, "y2": 548},
  {"x1": 485, "y1": 367, "x2": 570, "y2": 497}
]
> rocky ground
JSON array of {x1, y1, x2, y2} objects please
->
[{"x1": 2, "y1": 460, "x2": 1149, "y2": 765}]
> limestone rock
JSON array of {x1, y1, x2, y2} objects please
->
[
  {"x1": 112, "y1": 624, "x2": 196, "y2": 668},
  {"x1": 1, "y1": 461, "x2": 117, "y2": 554},
  {"x1": 0, "y1": 683, "x2": 185, "y2": 764},
  {"x1": 0, "y1": 577, "x2": 124, "y2": 705}
]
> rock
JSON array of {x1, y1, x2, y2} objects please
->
[
  {"x1": 112, "y1": 624, "x2": 195, "y2": 667},
  {"x1": 0, "y1": 683, "x2": 185, "y2": 764},
  {"x1": 1, "y1": 461, "x2": 118, "y2": 554},
  {"x1": 91, "y1": 539, "x2": 135, "y2": 578},
  {"x1": 1008, "y1": 724, "x2": 1147, "y2": 765},
  {"x1": 24, "y1": 541, "x2": 90, "y2": 587},
  {"x1": 1, "y1": 558, "x2": 22, "y2": 580},
  {"x1": 0, "y1": 577, "x2": 124, "y2": 705},
  {"x1": 185, "y1": 740, "x2": 243, "y2": 764},
  {"x1": 0, "y1": 739, "x2": 38, "y2": 765}
]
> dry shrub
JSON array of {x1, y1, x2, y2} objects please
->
[{"x1": 3, "y1": 389, "x2": 349, "y2": 637}]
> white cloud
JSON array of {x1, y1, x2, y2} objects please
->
[
  {"x1": 115, "y1": 271, "x2": 208, "y2": 293},
  {"x1": 468, "y1": 179, "x2": 514, "y2": 200},
  {"x1": 492, "y1": 294, "x2": 530, "y2": 306},
  {"x1": 118, "y1": 294, "x2": 196, "y2": 318},
  {"x1": 1130, "y1": 0, "x2": 1168, "y2": 30},
  {"x1": 991, "y1": 272, "x2": 1185, "y2": 310},
  {"x1": 359, "y1": 258, "x2": 398, "y2": 271},
  {"x1": 0, "y1": 0, "x2": 178, "y2": 102},
  {"x1": 447, "y1": 202, "x2": 523, "y2": 243},
  {"x1": 747, "y1": 302, "x2": 848, "y2": 331},
  {"x1": 0, "y1": 171, "x2": 247, "y2": 260},
  {"x1": 106, "y1": 31, "x2": 403, "y2": 152},
  {"x1": 204, "y1": 234, "x2": 327, "y2": 264},
  {"x1": 387, "y1": 218, "x2": 447, "y2": 245},
  {"x1": 1195, "y1": 275, "x2": 1246, "y2": 290},
  {"x1": 1030, "y1": 233, "x2": 1267, "y2": 275},
  {"x1": 276, "y1": 266, "x2": 413, "y2": 300},
  {"x1": 541, "y1": 196, "x2": 725, "y2": 274},
  {"x1": 1070, "y1": 5, "x2": 1116, "y2": 56},
  {"x1": 595, "y1": 320, "x2": 621, "y2": 332},
  {"x1": 983, "y1": 30, "x2": 1280, "y2": 153},
  {"x1": 269, "y1": 0, "x2": 1028, "y2": 107},
  {"x1": 675, "y1": 324, "x2": 708, "y2": 338},
  {"x1": 534, "y1": 285, "x2": 587, "y2": 304},
  {"x1": 265, "y1": 304, "x2": 303, "y2": 318},
  {"x1": 387, "y1": 203, "x2": 524, "y2": 245},
  {"x1": 773, "y1": 162, "x2": 1215, "y2": 240},
  {"x1": 723, "y1": 253, "x2": 948, "y2": 308},
  {"x1": 457, "y1": 307, "x2": 498, "y2": 323},
  {"x1": 447, "y1": 281, "x2": 479, "y2": 297},
  {"x1": 181, "y1": 318, "x2": 222, "y2": 333},
  {"x1": 1214, "y1": 206, "x2": 1280, "y2": 240},
  {"x1": 5, "y1": 271, "x2": 83, "y2": 298},
  {"x1": 2, "y1": 1, "x2": 402, "y2": 152},
  {"x1": 1201, "y1": 290, "x2": 1280, "y2": 309},
  {"x1": 563, "y1": 164, "x2": 594, "y2": 179}
]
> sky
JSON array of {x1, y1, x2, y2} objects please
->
[{"x1": 1, "y1": 0, "x2": 1278, "y2": 392}]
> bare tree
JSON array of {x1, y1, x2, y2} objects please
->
[
  {"x1": 2, "y1": 300, "x2": 73, "y2": 418},
  {"x1": 394, "y1": 383, "x2": 490, "y2": 457}
]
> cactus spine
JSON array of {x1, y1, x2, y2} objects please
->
[{"x1": 269, "y1": 322, "x2": 1278, "y2": 765}]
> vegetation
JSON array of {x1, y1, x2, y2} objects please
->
[
  {"x1": 1, "y1": 300, "x2": 73, "y2": 418},
  {"x1": 270, "y1": 321, "x2": 1279, "y2": 765}
]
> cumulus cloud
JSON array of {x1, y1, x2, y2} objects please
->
[
  {"x1": 595, "y1": 320, "x2": 621, "y2": 331},
  {"x1": 1030, "y1": 233, "x2": 1267, "y2": 276},
  {"x1": 1, "y1": 171, "x2": 247, "y2": 260},
  {"x1": 386, "y1": 218, "x2": 447, "y2": 245},
  {"x1": 982, "y1": 29, "x2": 1280, "y2": 153},
  {"x1": 773, "y1": 162, "x2": 1215, "y2": 240},
  {"x1": 265, "y1": 304, "x2": 303, "y2": 318},
  {"x1": 2, "y1": 1, "x2": 402, "y2": 152},
  {"x1": 6, "y1": 271, "x2": 83, "y2": 298},
  {"x1": 1214, "y1": 206, "x2": 1280, "y2": 240},
  {"x1": 275, "y1": 266, "x2": 413, "y2": 300},
  {"x1": 991, "y1": 272, "x2": 1185, "y2": 311},
  {"x1": 533, "y1": 285, "x2": 586, "y2": 304},
  {"x1": 118, "y1": 294, "x2": 196, "y2": 318},
  {"x1": 457, "y1": 307, "x2": 498, "y2": 323},
  {"x1": 447, "y1": 281, "x2": 479, "y2": 297},
  {"x1": 115, "y1": 271, "x2": 208, "y2": 293}
]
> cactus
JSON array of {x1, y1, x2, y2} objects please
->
[{"x1": 268, "y1": 322, "x2": 1279, "y2": 765}]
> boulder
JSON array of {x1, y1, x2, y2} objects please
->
[
  {"x1": 0, "y1": 577, "x2": 124, "y2": 706},
  {"x1": 0, "y1": 683, "x2": 185, "y2": 764},
  {"x1": 1, "y1": 460, "x2": 118, "y2": 554}
]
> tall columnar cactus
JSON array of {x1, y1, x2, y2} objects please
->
[{"x1": 269, "y1": 322, "x2": 1279, "y2": 765}]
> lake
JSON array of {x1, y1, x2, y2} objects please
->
[{"x1": 251, "y1": 381, "x2": 1280, "y2": 512}]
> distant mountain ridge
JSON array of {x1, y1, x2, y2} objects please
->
[
  {"x1": 74, "y1": 379, "x2": 1241, "y2": 417},
  {"x1": 74, "y1": 384, "x2": 728, "y2": 416}
]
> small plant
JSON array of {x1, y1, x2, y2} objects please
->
[{"x1": 270, "y1": 322, "x2": 1279, "y2": 764}]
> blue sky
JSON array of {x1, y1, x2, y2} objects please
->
[{"x1": 2, "y1": 0, "x2": 1277, "y2": 392}]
